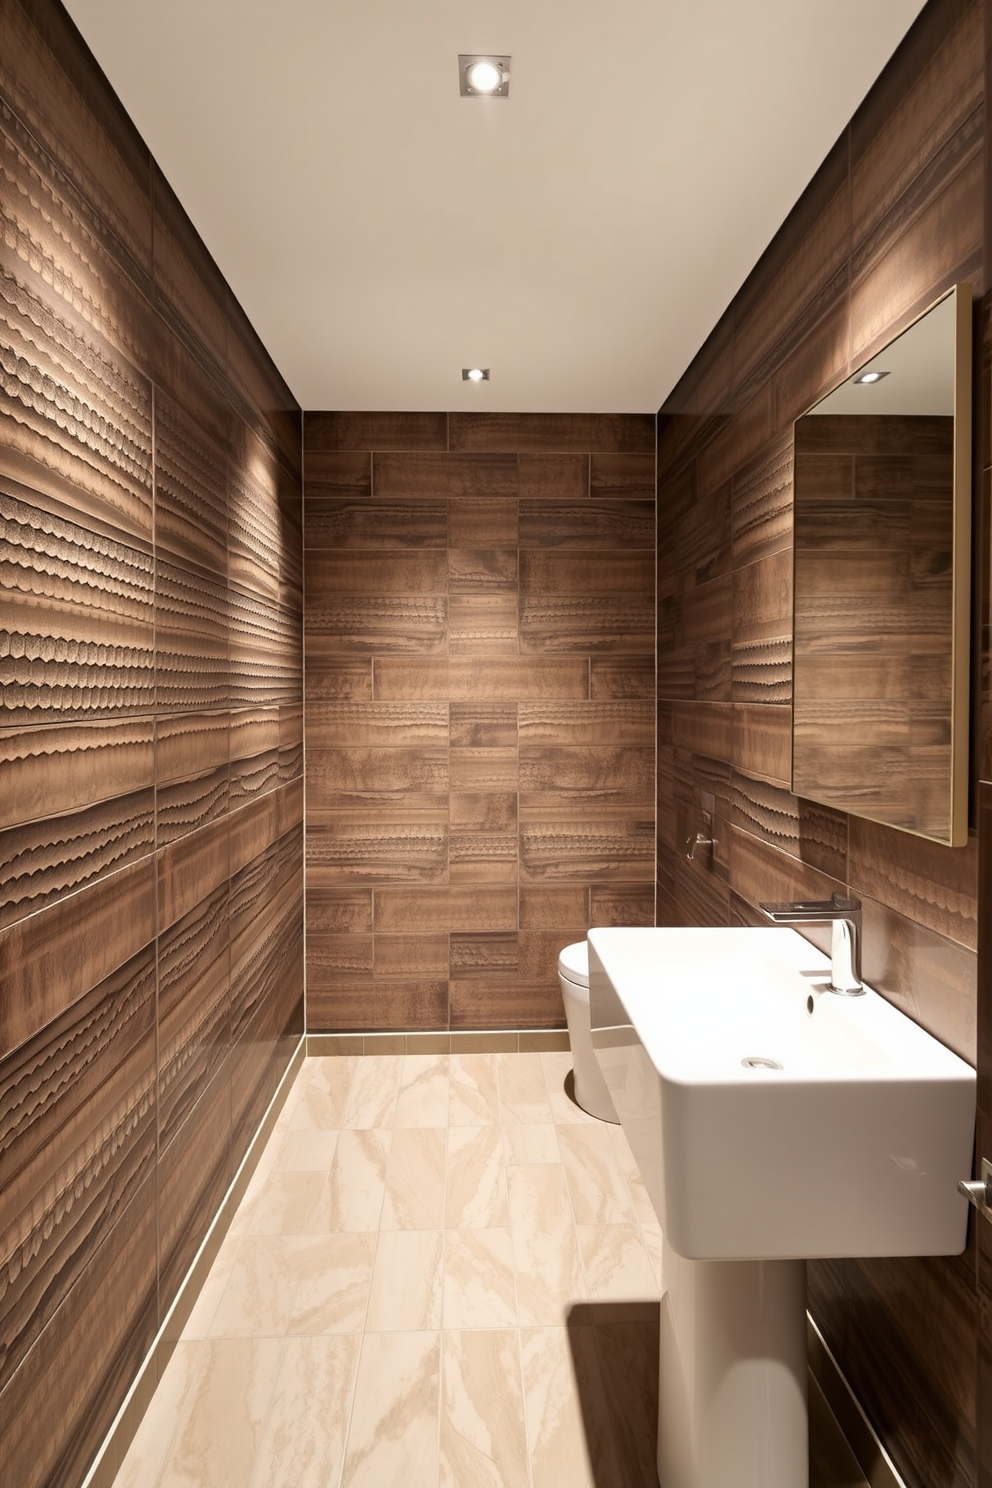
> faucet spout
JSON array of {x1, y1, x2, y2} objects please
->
[{"x1": 759, "y1": 893, "x2": 863, "y2": 995}]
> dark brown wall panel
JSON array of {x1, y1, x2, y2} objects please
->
[
  {"x1": 655, "y1": 1, "x2": 986, "y2": 1481},
  {"x1": 303, "y1": 418, "x2": 656, "y2": 1030},
  {"x1": 0, "y1": 8, "x2": 304, "y2": 1486}
]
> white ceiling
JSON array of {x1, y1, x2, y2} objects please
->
[{"x1": 64, "y1": 0, "x2": 928, "y2": 413}]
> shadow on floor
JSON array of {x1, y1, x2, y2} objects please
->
[{"x1": 566, "y1": 1300, "x2": 660, "y2": 1487}]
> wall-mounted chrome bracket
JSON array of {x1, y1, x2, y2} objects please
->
[{"x1": 958, "y1": 1157, "x2": 992, "y2": 1218}]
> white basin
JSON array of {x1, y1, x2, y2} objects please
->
[{"x1": 588, "y1": 925, "x2": 976, "y2": 1260}]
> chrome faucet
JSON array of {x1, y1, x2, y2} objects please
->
[{"x1": 759, "y1": 893, "x2": 864, "y2": 995}]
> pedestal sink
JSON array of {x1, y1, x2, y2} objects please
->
[{"x1": 588, "y1": 926, "x2": 976, "y2": 1488}]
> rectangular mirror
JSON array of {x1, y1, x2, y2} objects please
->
[{"x1": 792, "y1": 283, "x2": 972, "y2": 847}]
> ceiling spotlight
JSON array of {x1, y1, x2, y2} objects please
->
[
  {"x1": 853, "y1": 370, "x2": 890, "y2": 385},
  {"x1": 459, "y1": 55, "x2": 511, "y2": 98},
  {"x1": 462, "y1": 368, "x2": 490, "y2": 382}
]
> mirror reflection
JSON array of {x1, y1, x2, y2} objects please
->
[{"x1": 792, "y1": 284, "x2": 971, "y2": 847}]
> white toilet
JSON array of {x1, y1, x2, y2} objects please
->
[{"x1": 557, "y1": 941, "x2": 619, "y2": 1123}]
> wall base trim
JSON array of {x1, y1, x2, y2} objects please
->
[
  {"x1": 807, "y1": 1312, "x2": 906, "y2": 1488},
  {"x1": 80, "y1": 1035, "x2": 307, "y2": 1488},
  {"x1": 306, "y1": 1028, "x2": 571, "y2": 1056}
]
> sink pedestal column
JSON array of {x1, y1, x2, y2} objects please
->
[{"x1": 659, "y1": 1238, "x2": 808, "y2": 1488}]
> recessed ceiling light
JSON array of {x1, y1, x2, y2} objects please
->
[
  {"x1": 853, "y1": 370, "x2": 890, "y2": 385},
  {"x1": 459, "y1": 55, "x2": 511, "y2": 98},
  {"x1": 462, "y1": 367, "x2": 490, "y2": 382}
]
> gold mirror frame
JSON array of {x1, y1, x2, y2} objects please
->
[{"x1": 791, "y1": 283, "x2": 972, "y2": 847}]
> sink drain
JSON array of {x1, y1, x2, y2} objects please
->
[{"x1": 741, "y1": 1056, "x2": 783, "y2": 1070}]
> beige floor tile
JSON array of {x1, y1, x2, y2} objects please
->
[
  {"x1": 641, "y1": 1221, "x2": 663, "y2": 1288},
  {"x1": 449, "y1": 1053, "x2": 500, "y2": 1125},
  {"x1": 511, "y1": 1219, "x2": 586, "y2": 1328},
  {"x1": 575, "y1": 1224, "x2": 658, "y2": 1302},
  {"x1": 443, "y1": 1228, "x2": 517, "y2": 1330},
  {"x1": 502, "y1": 1124, "x2": 561, "y2": 1167},
  {"x1": 440, "y1": 1330, "x2": 530, "y2": 1488},
  {"x1": 274, "y1": 1127, "x2": 339, "y2": 1171},
  {"x1": 308, "y1": 1055, "x2": 362, "y2": 1114},
  {"x1": 446, "y1": 1125, "x2": 508, "y2": 1229},
  {"x1": 289, "y1": 1078, "x2": 357, "y2": 1134},
  {"x1": 395, "y1": 1053, "x2": 450, "y2": 1127},
  {"x1": 340, "y1": 1331, "x2": 441, "y2": 1488},
  {"x1": 158, "y1": 1337, "x2": 283, "y2": 1488},
  {"x1": 340, "y1": 1055, "x2": 402, "y2": 1128},
  {"x1": 557, "y1": 1125, "x2": 635, "y2": 1225},
  {"x1": 506, "y1": 1163, "x2": 574, "y2": 1230},
  {"x1": 497, "y1": 1053, "x2": 553, "y2": 1123},
  {"x1": 314, "y1": 1128, "x2": 391, "y2": 1232},
  {"x1": 114, "y1": 1342, "x2": 205, "y2": 1488},
  {"x1": 181, "y1": 1231, "x2": 243, "y2": 1341},
  {"x1": 208, "y1": 1236, "x2": 301, "y2": 1337},
  {"x1": 381, "y1": 1127, "x2": 447, "y2": 1229},
  {"x1": 250, "y1": 1334, "x2": 361, "y2": 1488},
  {"x1": 288, "y1": 1232, "x2": 377, "y2": 1334},
  {"x1": 248, "y1": 1169, "x2": 327, "y2": 1235},
  {"x1": 538, "y1": 1049, "x2": 572, "y2": 1090},
  {"x1": 521, "y1": 1327, "x2": 623, "y2": 1488},
  {"x1": 366, "y1": 1229, "x2": 444, "y2": 1331},
  {"x1": 607, "y1": 1124, "x2": 659, "y2": 1226}
]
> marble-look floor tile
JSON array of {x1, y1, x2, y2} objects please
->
[
  {"x1": 208, "y1": 1236, "x2": 301, "y2": 1338},
  {"x1": 557, "y1": 1125, "x2": 634, "y2": 1225},
  {"x1": 158, "y1": 1337, "x2": 283, "y2": 1488},
  {"x1": 446, "y1": 1125, "x2": 508, "y2": 1229},
  {"x1": 341, "y1": 1330, "x2": 441, "y2": 1488},
  {"x1": 608, "y1": 1124, "x2": 659, "y2": 1227},
  {"x1": 440, "y1": 1330, "x2": 529, "y2": 1488},
  {"x1": 340, "y1": 1055, "x2": 402, "y2": 1128},
  {"x1": 366, "y1": 1229, "x2": 444, "y2": 1331},
  {"x1": 309, "y1": 1055, "x2": 362, "y2": 1114},
  {"x1": 288, "y1": 1232, "x2": 377, "y2": 1334},
  {"x1": 248, "y1": 1169, "x2": 327, "y2": 1234},
  {"x1": 521, "y1": 1326, "x2": 623, "y2": 1488},
  {"x1": 502, "y1": 1124, "x2": 560, "y2": 1167},
  {"x1": 395, "y1": 1054, "x2": 450, "y2": 1127},
  {"x1": 576, "y1": 1225, "x2": 658, "y2": 1302},
  {"x1": 181, "y1": 1231, "x2": 243, "y2": 1341},
  {"x1": 274, "y1": 1127, "x2": 340, "y2": 1171},
  {"x1": 449, "y1": 1053, "x2": 500, "y2": 1125},
  {"x1": 251, "y1": 1334, "x2": 361, "y2": 1488},
  {"x1": 314, "y1": 1128, "x2": 391, "y2": 1232},
  {"x1": 506, "y1": 1163, "x2": 575, "y2": 1230},
  {"x1": 508, "y1": 1167, "x2": 585, "y2": 1327},
  {"x1": 381, "y1": 1127, "x2": 447, "y2": 1229},
  {"x1": 114, "y1": 1342, "x2": 205, "y2": 1488},
  {"x1": 497, "y1": 1052, "x2": 553, "y2": 1123},
  {"x1": 443, "y1": 1228, "x2": 517, "y2": 1330},
  {"x1": 641, "y1": 1221, "x2": 663, "y2": 1289}
]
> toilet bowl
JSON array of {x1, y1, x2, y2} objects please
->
[{"x1": 558, "y1": 941, "x2": 619, "y2": 1123}]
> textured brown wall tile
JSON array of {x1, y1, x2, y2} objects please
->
[
  {"x1": 303, "y1": 411, "x2": 447, "y2": 450},
  {"x1": 449, "y1": 412, "x2": 654, "y2": 453}
]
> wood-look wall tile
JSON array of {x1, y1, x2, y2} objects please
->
[
  {"x1": 449, "y1": 978, "x2": 564, "y2": 1029},
  {"x1": 228, "y1": 710, "x2": 281, "y2": 805},
  {"x1": 519, "y1": 747, "x2": 654, "y2": 810},
  {"x1": 590, "y1": 452, "x2": 656, "y2": 497},
  {"x1": 519, "y1": 701, "x2": 653, "y2": 746},
  {"x1": 861, "y1": 894, "x2": 976, "y2": 1064},
  {"x1": 228, "y1": 792, "x2": 282, "y2": 880},
  {"x1": 306, "y1": 549, "x2": 449, "y2": 597},
  {"x1": 157, "y1": 817, "x2": 230, "y2": 937},
  {"x1": 696, "y1": 383, "x2": 774, "y2": 495},
  {"x1": 518, "y1": 886, "x2": 589, "y2": 931},
  {"x1": 0, "y1": 1171, "x2": 158, "y2": 1488},
  {"x1": 0, "y1": 785, "x2": 154, "y2": 930},
  {"x1": 732, "y1": 702, "x2": 792, "y2": 784},
  {"x1": 450, "y1": 792, "x2": 518, "y2": 832},
  {"x1": 677, "y1": 480, "x2": 732, "y2": 586},
  {"x1": 305, "y1": 700, "x2": 448, "y2": 747},
  {"x1": 303, "y1": 411, "x2": 447, "y2": 451},
  {"x1": 732, "y1": 548, "x2": 793, "y2": 702},
  {"x1": 849, "y1": 816, "x2": 978, "y2": 950},
  {"x1": 449, "y1": 749, "x2": 518, "y2": 792},
  {"x1": 728, "y1": 825, "x2": 841, "y2": 927},
  {"x1": 449, "y1": 413, "x2": 654, "y2": 453},
  {"x1": 0, "y1": 858, "x2": 155, "y2": 1059},
  {"x1": 590, "y1": 884, "x2": 656, "y2": 925},
  {"x1": 732, "y1": 434, "x2": 792, "y2": 568},
  {"x1": 225, "y1": 295, "x2": 298, "y2": 464},
  {"x1": 518, "y1": 452, "x2": 589, "y2": 499},
  {"x1": 302, "y1": 449, "x2": 372, "y2": 506},
  {"x1": 306, "y1": 812, "x2": 449, "y2": 884},
  {"x1": 448, "y1": 548, "x2": 518, "y2": 592},
  {"x1": 374, "y1": 452, "x2": 518, "y2": 499},
  {"x1": 519, "y1": 597, "x2": 654, "y2": 654},
  {"x1": 374, "y1": 935, "x2": 450, "y2": 978},
  {"x1": 230, "y1": 837, "x2": 302, "y2": 1041},
  {"x1": 519, "y1": 551, "x2": 654, "y2": 595},
  {"x1": 157, "y1": 768, "x2": 228, "y2": 847},
  {"x1": 374, "y1": 887, "x2": 518, "y2": 934},
  {"x1": 306, "y1": 978, "x2": 447, "y2": 1032},
  {"x1": 448, "y1": 594, "x2": 519, "y2": 653},
  {"x1": 450, "y1": 932, "x2": 519, "y2": 975},
  {"x1": 158, "y1": 1063, "x2": 233, "y2": 1311},
  {"x1": 590, "y1": 658, "x2": 656, "y2": 700},
  {"x1": 151, "y1": 164, "x2": 228, "y2": 375},
  {"x1": 519, "y1": 816, "x2": 654, "y2": 883},
  {"x1": 305, "y1": 660, "x2": 374, "y2": 703},
  {"x1": 157, "y1": 883, "x2": 230, "y2": 1149},
  {"x1": 1, "y1": 490, "x2": 155, "y2": 723},
  {"x1": 669, "y1": 702, "x2": 734, "y2": 762},
  {"x1": 155, "y1": 557, "x2": 228, "y2": 711},
  {"x1": 308, "y1": 932, "x2": 374, "y2": 975},
  {"x1": 306, "y1": 595, "x2": 447, "y2": 655},
  {"x1": 449, "y1": 831, "x2": 519, "y2": 883},
  {"x1": 377, "y1": 657, "x2": 589, "y2": 701},
  {"x1": 229, "y1": 591, "x2": 302, "y2": 707},
  {"x1": 449, "y1": 703, "x2": 518, "y2": 748},
  {"x1": 228, "y1": 424, "x2": 285, "y2": 603},
  {"x1": 771, "y1": 299, "x2": 852, "y2": 429},
  {"x1": 306, "y1": 886, "x2": 374, "y2": 935},
  {"x1": 0, "y1": 946, "x2": 155, "y2": 1396},
  {"x1": 519, "y1": 501, "x2": 654, "y2": 549},
  {"x1": 731, "y1": 771, "x2": 848, "y2": 882},
  {"x1": 154, "y1": 390, "x2": 228, "y2": 575},
  {"x1": 305, "y1": 747, "x2": 449, "y2": 807},
  {"x1": 304, "y1": 499, "x2": 446, "y2": 550},
  {"x1": 0, "y1": 719, "x2": 154, "y2": 832},
  {"x1": 673, "y1": 853, "x2": 733, "y2": 927}
]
